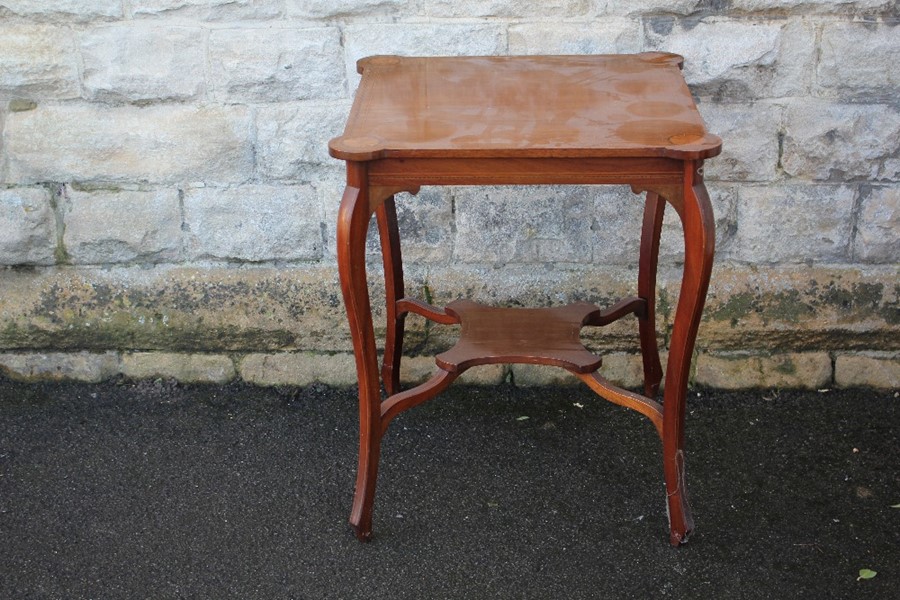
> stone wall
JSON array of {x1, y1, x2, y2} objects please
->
[{"x1": 0, "y1": 0, "x2": 897, "y2": 389}]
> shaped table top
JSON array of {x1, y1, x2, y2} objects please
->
[{"x1": 329, "y1": 53, "x2": 722, "y2": 162}]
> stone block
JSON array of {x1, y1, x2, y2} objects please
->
[
  {"x1": 835, "y1": 354, "x2": 899, "y2": 389},
  {"x1": 81, "y1": 25, "x2": 206, "y2": 102},
  {"x1": 854, "y1": 187, "x2": 899, "y2": 263},
  {"x1": 511, "y1": 364, "x2": 581, "y2": 386},
  {"x1": 697, "y1": 264, "x2": 898, "y2": 353},
  {"x1": 698, "y1": 101, "x2": 782, "y2": 182},
  {"x1": 591, "y1": 185, "x2": 644, "y2": 266},
  {"x1": 600, "y1": 0, "x2": 702, "y2": 15},
  {"x1": 183, "y1": 185, "x2": 322, "y2": 262},
  {"x1": 731, "y1": 0, "x2": 893, "y2": 14},
  {"x1": 454, "y1": 186, "x2": 594, "y2": 264},
  {"x1": 239, "y1": 352, "x2": 357, "y2": 386},
  {"x1": 425, "y1": 0, "x2": 589, "y2": 18},
  {"x1": 311, "y1": 168, "x2": 348, "y2": 262},
  {"x1": 121, "y1": 352, "x2": 236, "y2": 384},
  {"x1": 731, "y1": 185, "x2": 854, "y2": 264},
  {"x1": 0, "y1": 351, "x2": 119, "y2": 383},
  {"x1": 0, "y1": 24, "x2": 79, "y2": 99},
  {"x1": 695, "y1": 352, "x2": 832, "y2": 389},
  {"x1": 591, "y1": 184, "x2": 739, "y2": 268},
  {"x1": 508, "y1": 20, "x2": 642, "y2": 55},
  {"x1": 0, "y1": 0, "x2": 122, "y2": 19},
  {"x1": 343, "y1": 23, "x2": 505, "y2": 88},
  {"x1": 391, "y1": 188, "x2": 455, "y2": 264},
  {"x1": 817, "y1": 22, "x2": 900, "y2": 103},
  {"x1": 657, "y1": 184, "x2": 738, "y2": 264},
  {"x1": 0, "y1": 265, "x2": 349, "y2": 354},
  {"x1": 63, "y1": 188, "x2": 182, "y2": 265},
  {"x1": 781, "y1": 101, "x2": 900, "y2": 182},
  {"x1": 209, "y1": 27, "x2": 344, "y2": 103},
  {"x1": 256, "y1": 102, "x2": 350, "y2": 180},
  {"x1": 598, "y1": 353, "x2": 648, "y2": 390},
  {"x1": 287, "y1": 0, "x2": 407, "y2": 19},
  {"x1": 399, "y1": 355, "x2": 506, "y2": 386},
  {"x1": 132, "y1": 0, "x2": 282, "y2": 20},
  {"x1": 645, "y1": 18, "x2": 815, "y2": 100},
  {"x1": 0, "y1": 187, "x2": 57, "y2": 266},
  {"x1": 3, "y1": 103, "x2": 253, "y2": 185}
]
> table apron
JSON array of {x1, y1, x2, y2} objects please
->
[{"x1": 366, "y1": 156, "x2": 686, "y2": 187}]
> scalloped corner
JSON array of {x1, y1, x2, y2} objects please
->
[{"x1": 356, "y1": 55, "x2": 403, "y2": 74}]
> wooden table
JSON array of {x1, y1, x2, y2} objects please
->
[{"x1": 329, "y1": 53, "x2": 721, "y2": 546}]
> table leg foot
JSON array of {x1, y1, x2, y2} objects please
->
[
  {"x1": 665, "y1": 449, "x2": 694, "y2": 546},
  {"x1": 351, "y1": 520, "x2": 374, "y2": 543}
]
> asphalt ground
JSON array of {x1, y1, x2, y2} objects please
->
[{"x1": 1, "y1": 378, "x2": 897, "y2": 599}]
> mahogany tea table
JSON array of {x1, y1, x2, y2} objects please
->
[{"x1": 329, "y1": 53, "x2": 722, "y2": 546}]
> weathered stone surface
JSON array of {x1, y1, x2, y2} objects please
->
[
  {"x1": 63, "y1": 188, "x2": 182, "y2": 265},
  {"x1": 511, "y1": 364, "x2": 581, "y2": 386},
  {"x1": 508, "y1": 20, "x2": 641, "y2": 55},
  {"x1": 590, "y1": 185, "x2": 739, "y2": 267},
  {"x1": 209, "y1": 27, "x2": 344, "y2": 103},
  {"x1": 81, "y1": 25, "x2": 206, "y2": 102},
  {"x1": 590, "y1": 186, "x2": 644, "y2": 266},
  {"x1": 256, "y1": 102, "x2": 350, "y2": 180},
  {"x1": 343, "y1": 23, "x2": 505, "y2": 86},
  {"x1": 781, "y1": 101, "x2": 900, "y2": 182},
  {"x1": 0, "y1": 263, "x2": 895, "y2": 361},
  {"x1": 697, "y1": 264, "x2": 898, "y2": 352},
  {"x1": 390, "y1": 188, "x2": 455, "y2": 264},
  {"x1": 239, "y1": 352, "x2": 356, "y2": 386},
  {"x1": 731, "y1": 0, "x2": 893, "y2": 14},
  {"x1": 454, "y1": 186, "x2": 593, "y2": 264},
  {"x1": 0, "y1": 351, "x2": 119, "y2": 383},
  {"x1": 0, "y1": 265, "x2": 348, "y2": 353},
  {"x1": 854, "y1": 187, "x2": 899, "y2": 263},
  {"x1": 599, "y1": 352, "x2": 667, "y2": 390},
  {"x1": 511, "y1": 352, "x2": 661, "y2": 389},
  {"x1": 731, "y1": 185, "x2": 854, "y2": 264},
  {"x1": 657, "y1": 184, "x2": 738, "y2": 264},
  {"x1": 183, "y1": 185, "x2": 322, "y2": 262},
  {"x1": 0, "y1": 24, "x2": 79, "y2": 99},
  {"x1": 287, "y1": 0, "x2": 406, "y2": 19},
  {"x1": 3, "y1": 104, "x2": 253, "y2": 185},
  {"x1": 601, "y1": 0, "x2": 702, "y2": 15},
  {"x1": 645, "y1": 18, "x2": 815, "y2": 99},
  {"x1": 426, "y1": 0, "x2": 589, "y2": 18},
  {"x1": 121, "y1": 352, "x2": 236, "y2": 383},
  {"x1": 695, "y1": 352, "x2": 832, "y2": 389},
  {"x1": 398, "y1": 355, "x2": 507, "y2": 386},
  {"x1": 698, "y1": 101, "x2": 782, "y2": 182},
  {"x1": 0, "y1": 0, "x2": 122, "y2": 19},
  {"x1": 0, "y1": 187, "x2": 57, "y2": 266},
  {"x1": 817, "y1": 22, "x2": 900, "y2": 103},
  {"x1": 132, "y1": 0, "x2": 282, "y2": 20},
  {"x1": 835, "y1": 354, "x2": 899, "y2": 389}
]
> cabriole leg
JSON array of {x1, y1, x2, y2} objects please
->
[
  {"x1": 337, "y1": 165, "x2": 382, "y2": 542},
  {"x1": 638, "y1": 191, "x2": 665, "y2": 399},
  {"x1": 663, "y1": 163, "x2": 715, "y2": 546},
  {"x1": 376, "y1": 196, "x2": 406, "y2": 396}
]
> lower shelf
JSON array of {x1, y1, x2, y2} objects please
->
[{"x1": 434, "y1": 299, "x2": 603, "y2": 374}]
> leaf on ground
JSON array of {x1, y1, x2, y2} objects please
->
[
  {"x1": 891, "y1": 503, "x2": 900, "y2": 508},
  {"x1": 857, "y1": 569, "x2": 877, "y2": 580},
  {"x1": 516, "y1": 416, "x2": 530, "y2": 421}
]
